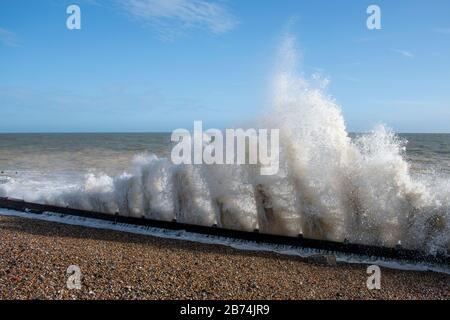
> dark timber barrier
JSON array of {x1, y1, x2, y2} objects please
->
[{"x1": 0, "y1": 196, "x2": 448, "y2": 265}]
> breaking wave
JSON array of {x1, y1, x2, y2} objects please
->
[{"x1": 1, "y1": 35, "x2": 449, "y2": 255}]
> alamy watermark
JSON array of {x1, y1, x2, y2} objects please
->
[
  {"x1": 64, "y1": 4, "x2": 381, "y2": 31},
  {"x1": 366, "y1": 265, "x2": 381, "y2": 290},
  {"x1": 171, "y1": 121, "x2": 280, "y2": 175},
  {"x1": 66, "y1": 265, "x2": 82, "y2": 290},
  {"x1": 66, "y1": 5, "x2": 81, "y2": 30},
  {"x1": 367, "y1": 4, "x2": 382, "y2": 30}
]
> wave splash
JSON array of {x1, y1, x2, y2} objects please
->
[{"x1": 1, "y1": 35, "x2": 449, "y2": 254}]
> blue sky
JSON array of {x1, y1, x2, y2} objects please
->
[{"x1": 1, "y1": 0, "x2": 449, "y2": 133}]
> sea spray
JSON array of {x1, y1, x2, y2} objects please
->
[{"x1": 0, "y1": 35, "x2": 448, "y2": 255}]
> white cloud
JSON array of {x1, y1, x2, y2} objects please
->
[
  {"x1": 0, "y1": 27, "x2": 20, "y2": 47},
  {"x1": 391, "y1": 49, "x2": 414, "y2": 59},
  {"x1": 117, "y1": 0, "x2": 238, "y2": 38}
]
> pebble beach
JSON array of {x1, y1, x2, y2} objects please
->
[{"x1": 0, "y1": 215, "x2": 448, "y2": 300}]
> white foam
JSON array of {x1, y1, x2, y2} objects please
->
[{"x1": 0, "y1": 34, "x2": 449, "y2": 254}]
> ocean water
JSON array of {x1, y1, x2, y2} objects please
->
[
  {"x1": 0, "y1": 35, "x2": 448, "y2": 254},
  {"x1": 0, "y1": 132, "x2": 449, "y2": 186},
  {"x1": 0, "y1": 133, "x2": 174, "y2": 201},
  {"x1": 1, "y1": 133, "x2": 449, "y2": 255},
  {"x1": 0, "y1": 133, "x2": 172, "y2": 176}
]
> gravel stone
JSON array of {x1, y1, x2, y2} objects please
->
[{"x1": 0, "y1": 216, "x2": 448, "y2": 300}]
